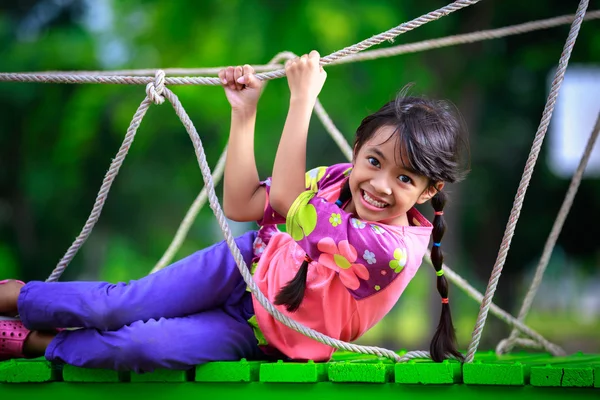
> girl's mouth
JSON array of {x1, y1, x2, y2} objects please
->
[{"x1": 361, "y1": 190, "x2": 389, "y2": 210}]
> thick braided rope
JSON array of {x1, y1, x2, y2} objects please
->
[
  {"x1": 496, "y1": 112, "x2": 600, "y2": 354},
  {"x1": 161, "y1": 86, "x2": 410, "y2": 362},
  {"x1": 464, "y1": 0, "x2": 589, "y2": 363},
  {"x1": 46, "y1": 72, "x2": 167, "y2": 282},
  {"x1": 150, "y1": 148, "x2": 228, "y2": 274},
  {"x1": 0, "y1": 0, "x2": 482, "y2": 86},
  {"x1": 4, "y1": 11, "x2": 598, "y2": 79},
  {"x1": 332, "y1": 10, "x2": 600, "y2": 66}
]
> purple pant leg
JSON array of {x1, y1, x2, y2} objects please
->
[
  {"x1": 46, "y1": 294, "x2": 262, "y2": 372},
  {"x1": 18, "y1": 231, "x2": 258, "y2": 331}
]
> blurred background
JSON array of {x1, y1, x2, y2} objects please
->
[{"x1": 0, "y1": 0, "x2": 599, "y2": 355}]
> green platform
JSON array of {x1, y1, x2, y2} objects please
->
[{"x1": 1, "y1": 351, "x2": 598, "y2": 399}]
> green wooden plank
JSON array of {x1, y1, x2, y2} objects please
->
[
  {"x1": 0, "y1": 359, "x2": 58, "y2": 383},
  {"x1": 562, "y1": 367, "x2": 594, "y2": 388},
  {"x1": 0, "y1": 351, "x2": 598, "y2": 388},
  {"x1": 195, "y1": 359, "x2": 262, "y2": 382},
  {"x1": 63, "y1": 365, "x2": 121, "y2": 382},
  {"x1": 463, "y1": 362, "x2": 525, "y2": 385},
  {"x1": 530, "y1": 365, "x2": 562, "y2": 387},
  {"x1": 395, "y1": 360, "x2": 461, "y2": 384},
  {"x1": 259, "y1": 360, "x2": 327, "y2": 383},
  {"x1": 327, "y1": 361, "x2": 392, "y2": 383},
  {"x1": 130, "y1": 368, "x2": 191, "y2": 382}
]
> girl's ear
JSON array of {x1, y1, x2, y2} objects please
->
[{"x1": 417, "y1": 182, "x2": 445, "y2": 204}]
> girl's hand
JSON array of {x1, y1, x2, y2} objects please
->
[
  {"x1": 285, "y1": 50, "x2": 327, "y2": 103},
  {"x1": 219, "y1": 65, "x2": 264, "y2": 111}
]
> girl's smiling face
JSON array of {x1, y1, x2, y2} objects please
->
[{"x1": 346, "y1": 125, "x2": 441, "y2": 225}]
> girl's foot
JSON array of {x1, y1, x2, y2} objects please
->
[
  {"x1": 0, "y1": 319, "x2": 30, "y2": 360},
  {"x1": 23, "y1": 330, "x2": 55, "y2": 358},
  {"x1": 0, "y1": 280, "x2": 24, "y2": 316}
]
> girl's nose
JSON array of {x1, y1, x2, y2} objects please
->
[{"x1": 370, "y1": 176, "x2": 392, "y2": 196}]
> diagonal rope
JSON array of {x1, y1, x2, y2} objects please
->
[
  {"x1": 496, "y1": 111, "x2": 600, "y2": 355},
  {"x1": 464, "y1": 0, "x2": 589, "y2": 363},
  {"x1": 46, "y1": 74, "x2": 168, "y2": 282},
  {"x1": 0, "y1": 0, "x2": 483, "y2": 86},
  {"x1": 332, "y1": 10, "x2": 600, "y2": 66},
  {"x1": 12, "y1": 10, "x2": 598, "y2": 78},
  {"x1": 4, "y1": 11, "x2": 598, "y2": 79},
  {"x1": 438, "y1": 259, "x2": 564, "y2": 355},
  {"x1": 314, "y1": 99, "x2": 354, "y2": 161}
]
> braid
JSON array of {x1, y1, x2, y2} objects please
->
[
  {"x1": 429, "y1": 190, "x2": 463, "y2": 362},
  {"x1": 274, "y1": 258, "x2": 309, "y2": 312},
  {"x1": 275, "y1": 179, "x2": 351, "y2": 313}
]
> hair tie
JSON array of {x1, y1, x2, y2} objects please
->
[
  {"x1": 304, "y1": 254, "x2": 313, "y2": 263},
  {"x1": 335, "y1": 199, "x2": 343, "y2": 207},
  {"x1": 436, "y1": 270, "x2": 444, "y2": 277},
  {"x1": 434, "y1": 211, "x2": 444, "y2": 216},
  {"x1": 433, "y1": 242, "x2": 441, "y2": 247},
  {"x1": 441, "y1": 298, "x2": 449, "y2": 304}
]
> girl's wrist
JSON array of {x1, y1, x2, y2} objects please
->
[
  {"x1": 289, "y1": 96, "x2": 316, "y2": 108},
  {"x1": 231, "y1": 106, "x2": 257, "y2": 118}
]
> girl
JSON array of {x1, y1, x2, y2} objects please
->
[{"x1": 0, "y1": 51, "x2": 467, "y2": 371}]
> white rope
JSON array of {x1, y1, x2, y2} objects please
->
[
  {"x1": 438, "y1": 259, "x2": 565, "y2": 355},
  {"x1": 0, "y1": 1, "x2": 483, "y2": 86},
  {"x1": 495, "y1": 111, "x2": 600, "y2": 355},
  {"x1": 28, "y1": 0, "x2": 591, "y2": 360},
  {"x1": 45, "y1": 74, "x2": 162, "y2": 281},
  {"x1": 464, "y1": 0, "x2": 589, "y2": 363},
  {"x1": 7, "y1": 11, "x2": 598, "y2": 78}
]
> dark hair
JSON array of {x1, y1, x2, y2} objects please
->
[{"x1": 277, "y1": 92, "x2": 469, "y2": 363}]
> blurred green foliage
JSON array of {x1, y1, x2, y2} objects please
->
[{"x1": 0, "y1": 0, "x2": 599, "y2": 353}]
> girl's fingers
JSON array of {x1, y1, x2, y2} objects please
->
[
  {"x1": 242, "y1": 64, "x2": 255, "y2": 75},
  {"x1": 218, "y1": 69, "x2": 227, "y2": 85},
  {"x1": 234, "y1": 66, "x2": 243, "y2": 90},
  {"x1": 309, "y1": 50, "x2": 321, "y2": 68},
  {"x1": 238, "y1": 64, "x2": 254, "y2": 86},
  {"x1": 225, "y1": 67, "x2": 236, "y2": 89}
]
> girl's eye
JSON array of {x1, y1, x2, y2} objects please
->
[
  {"x1": 399, "y1": 175, "x2": 412, "y2": 184},
  {"x1": 368, "y1": 157, "x2": 380, "y2": 167}
]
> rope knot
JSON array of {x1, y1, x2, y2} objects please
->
[{"x1": 146, "y1": 70, "x2": 165, "y2": 104}]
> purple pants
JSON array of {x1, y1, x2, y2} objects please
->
[{"x1": 17, "y1": 231, "x2": 264, "y2": 372}]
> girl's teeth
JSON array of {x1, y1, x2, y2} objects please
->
[{"x1": 363, "y1": 191, "x2": 387, "y2": 208}]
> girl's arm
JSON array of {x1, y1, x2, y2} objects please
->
[
  {"x1": 220, "y1": 65, "x2": 266, "y2": 222},
  {"x1": 270, "y1": 51, "x2": 327, "y2": 217}
]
